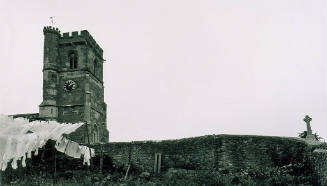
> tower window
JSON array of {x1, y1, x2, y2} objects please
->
[
  {"x1": 68, "y1": 51, "x2": 78, "y2": 69},
  {"x1": 94, "y1": 59, "x2": 98, "y2": 76}
]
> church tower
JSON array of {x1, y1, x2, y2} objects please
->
[{"x1": 39, "y1": 26, "x2": 109, "y2": 143}]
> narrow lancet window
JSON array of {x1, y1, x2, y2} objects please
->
[
  {"x1": 68, "y1": 51, "x2": 78, "y2": 69},
  {"x1": 94, "y1": 59, "x2": 98, "y2": 76}
]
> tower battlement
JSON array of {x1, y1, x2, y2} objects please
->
[
  {"x1": 43, "y1": 26, "x2": 61, "y2": 36},
  {"x1": 60, "y1": 30, "x2": 103, "y2": 57},
  {"x1": 43, "y1": 26, "x2": 103, "y2": 57}
]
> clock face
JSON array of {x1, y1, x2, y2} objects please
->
[{"x1": 63, "y1": 80, "x2": 77, "y2": 92}]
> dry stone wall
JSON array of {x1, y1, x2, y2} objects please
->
[
  {"x1": 101, "y1": 135, "x2": 311, "y2": 172},
  {"x1": 94, "y1": 135, "x2": 327, "y2": 184}
]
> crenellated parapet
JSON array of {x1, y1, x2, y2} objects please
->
[
  {"x1": 80, "y1": 30, "x2": 104, "y2": 57},
  {"x1": 43, "y1": 26, "x2": 61, "y2": 36},
  {"x1": 59, "y1": 30, "x2": 103, "y2": 58}
]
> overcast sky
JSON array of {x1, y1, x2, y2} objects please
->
[{"x1": 1, "y1": 0, "x2": 326, "y2": 142}]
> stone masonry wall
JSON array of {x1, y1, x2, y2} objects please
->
[
  {"x1": 95, "y1": 135, "x2": 327, "y2": 184},
  {"x1": 310, "y1": 144, "x2": 327, "y2": 185},
  {"x1": 100, "y1": 135, "x2": 314, "y2": 174},
  {"x1": 89, "y1": 135, "x2": 327, "y2": 184}
]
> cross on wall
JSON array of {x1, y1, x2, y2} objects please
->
[{"x1": 303, "y1": 115, "x2": 313, "y2": 136}]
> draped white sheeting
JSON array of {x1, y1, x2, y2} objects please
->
[{"x1": 0, "y1": 115, "x2": 83, "y2": 171}]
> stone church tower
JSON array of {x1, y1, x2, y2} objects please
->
[{"x1": 39, "y1": 26, "x2": 108, "y2": 143}]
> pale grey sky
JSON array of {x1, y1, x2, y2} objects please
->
[{"x1": 0, "y1": 0, "x2": 326, "y2": 142}]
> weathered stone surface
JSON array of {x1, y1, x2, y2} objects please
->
[
  {"x1": 38, "y1": 26, "x2": 108, "y2": 143},
  {"x1": 91, "y1": 134, "x2": 327, "y2": 185}
]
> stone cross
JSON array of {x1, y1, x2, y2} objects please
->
[
  {"x1": 303, "y1": 115, "x2": 312, "y2": 135},
  {"x1": 303, "y1": 115, "x2": 314, "y2": 139}
]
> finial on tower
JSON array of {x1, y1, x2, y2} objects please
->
[
  {"x1": 50, "y1": 16, "x2": 55, "y2": 26},
  {"x1": 43, "y1": 17, "x2": 60, "y2": 36}
]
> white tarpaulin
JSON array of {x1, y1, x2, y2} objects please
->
[{"x1": 0, "y1": 115, "x2": 84, "y2": 171}]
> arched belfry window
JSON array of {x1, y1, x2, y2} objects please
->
[
  {"x1": 94, "y1": 59, "x2": 98, "y2": 76},
  {"x1": 68, "y1": 51, "x2": 78, "y2": 69}
]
